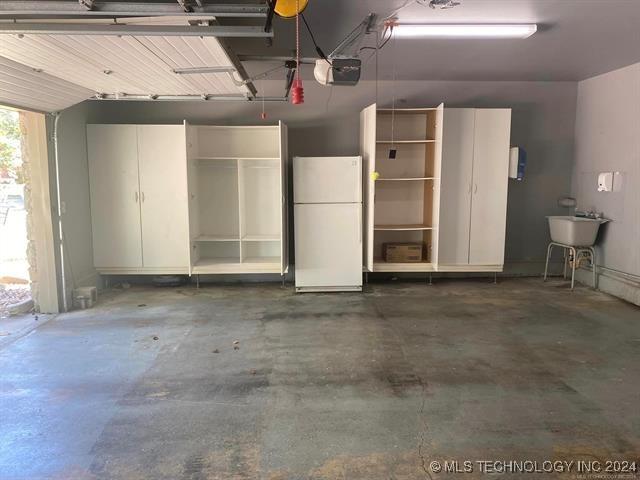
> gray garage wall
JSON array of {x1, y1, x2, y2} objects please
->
[
  {"x1": 572, "y1": 62, "x2": 640, "y2": 305},
  {"x1": 54, "y1": 102, "x2": 97, "y2": 299},
  {"x1": 56, "y1": 79, "x2": 577, "y2": 286}
]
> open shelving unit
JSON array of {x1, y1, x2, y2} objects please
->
[
  {"x1": 360, "y1": 104, "x2": 444, "y2": 272},
  {"x1": 185, "y1": 123, "x2": 288, "y2": 275}
]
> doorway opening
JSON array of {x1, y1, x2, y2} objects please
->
[{"x1": 0, "y1": 106, "x2": 32, "y2": 317}]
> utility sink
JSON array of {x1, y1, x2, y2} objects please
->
[{"x1": 547, "y1": 216, "x2": 608, "y2": 246}]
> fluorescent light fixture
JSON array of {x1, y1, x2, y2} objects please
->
[{"x1": 393, "y1": 24, "x2": 537, "y2": 39}]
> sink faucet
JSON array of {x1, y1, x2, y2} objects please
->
[{"x1": 575, "y1": 209, "x2": 603, "y2": 219}]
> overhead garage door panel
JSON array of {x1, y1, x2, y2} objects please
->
[
  {"x1": 0, "y1": 33, "x2": 250, "y2": 97},
  {"x1": 0, "y1": 54, "x2": 92, "y2": 112}
]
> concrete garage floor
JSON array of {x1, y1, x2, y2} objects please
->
[{"x1": 0, "y1": 278, "x2": 639, "y2": 479}]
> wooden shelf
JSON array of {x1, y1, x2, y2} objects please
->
[
  {"x1": 195, "y1": 257, "x2": 238, "y2": 266},
  {"x1": 193, "y1": 257, "x2": 280, "y2": 274},
  {"x1": 373, "y1": 259, "x2": 435, "y2": 272},
  {"x1": 242, "y1": 256, "x2": 280, "y2": 264},
  {"x1": 376, "y1": 140, "x2": 435, "y2": 144},
  {"x1": 192, "y1": 257, "x2": 240, "y2": 274},
  {"x1": 196, "y1": 125, "x2": 279, "y2": 130},
  {"x1": 374, "y1": 224, "x2": 433, "y2": 231},
  {"x1": 376, "y1": 177, "x2": 436, "y2": 182},
  {"x1": 196, "y1": 156, "x2": 279, "y2": 161},
  {"x1": 242, "y1": 234, "x2": 280, "y2": 242},
  {"x1": 195, "y1": 235, "x2": 238, "y2": 242},
  {"x1": 377, "y1": 108, "x2": 437, "y2": 113}
]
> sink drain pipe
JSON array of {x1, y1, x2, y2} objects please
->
[{"x1": 52, "y1": 112, "x2": 68, "y2": 312}]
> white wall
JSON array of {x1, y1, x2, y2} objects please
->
[
  {"x1": 572, "y1": 62, "x2": 640, "y2": 303},
  {"x1": 85, "y1": 79, "x2": 577, "y2": 274}
]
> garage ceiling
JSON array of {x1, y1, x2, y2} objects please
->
[
  {"x1": 237, "y1": 0, "x2": 640, "y2": 82},
  {"x1": 2, "y1": 0, "x2": 640, "y2": 112}
]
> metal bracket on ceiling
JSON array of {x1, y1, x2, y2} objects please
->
[
  {"x1": 176, "y1": 0, "x2": 192, "y2": 13},
  {"x1": 177, "y1": 0, "x2": 205, "y2": 10},
  {"x1": 237, "y1": 55, "x2": 317, "y2": 64},
  {"x1": 0, "y1": 1, "x2": 269, "y2": 19},
  {"x1": 201, "y1": 18, "x2": 259, "y2": 98},
  {"x1": 284, "y1": 59, "x2": 296, "y2": 99},
  {"x1": 229, "y1": 58, "x2": 296, "y2": 99},
  {"x1": 264, "y1": 0, "x2": 277, "y2": 47},
  {"x1": 227, "y1": 62, "x2": 284, "y2": 86},
  {"x1": 0, "y1": 23, "x2": 273, "y2": 37},
  {"x1": 91, "y1": 92, "x2": 288, "y2": 102},
  {"x1": 329, "y1": 13, "x2": 377, "y2": 59}
]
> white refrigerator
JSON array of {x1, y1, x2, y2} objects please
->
[{"x1": 293, "y1": 156, "x2": 363, "y2": 292}]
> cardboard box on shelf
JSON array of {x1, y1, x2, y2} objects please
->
[{"x1": 382, "y1": 242, "x2": 424, "y2": 263}]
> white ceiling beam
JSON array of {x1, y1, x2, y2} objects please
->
[
  {"x1": 0, "y1": 1, "x2": 268, "y2": 18},
  {"x1": 0, "y1": 23, "x2": 273, "y2": 37}
]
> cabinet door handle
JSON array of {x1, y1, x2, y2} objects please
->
[
  {"x1": 474, "y1": 184, "x2": 478, "y2": 194},
  {"x1": 141, "y1": 192, "x2": 145, "y2": 202},
  {"x1": 134, "y1": 191, "x2": 139, "y2": 203}
]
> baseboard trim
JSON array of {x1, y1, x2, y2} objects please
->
[{"x1": 576, "y1": 266, "x2": 640, "y2": 307}]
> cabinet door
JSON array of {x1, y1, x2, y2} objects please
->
[
  {"x1": 137, "y1": 125, "x2": 190, "y2": 268},
  {"x1": 360, "y1": 103, "x2": 376, "y2": 272},
  {"x1": 87, "y1": 124, "x2": 142, "y2": 268},
  {"x1": 184, "y1": 120, "x2": 199, "y2": 275},
  {"x1": 430, "y1": 103, "x2": 445, "y2": 265},
  {"x1": 279, "y1": 121, "x2": 289, "y2": 275},
  {"x1": 469, "y1": 109, "x2": 512, "y2": 265},
  {"x1": 437, "y1": 109, "x2": 475, "y2": 265}
]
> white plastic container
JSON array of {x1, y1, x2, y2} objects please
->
[{"x1": 73, "y1": 286, "x2": 98, "y2": 310}]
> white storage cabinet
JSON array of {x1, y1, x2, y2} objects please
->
[
  {"x1": 87, "y1": 122, "x2": 289, "y2": 277},
  {"x1": 87, "y1": 124, "x2": 190, "y2": 274},
  {"x1": 359, "y1": 104, "x2": 512, "y2": 273},
  {"x1": 360, "y1": 104, "x2": 444, "y2": 272},
  {"x1": 185, "y1": 122, "x2": 289, "y2": 275},
  {"x1": 437, "y1": 108, "x2": 512, "y2": 271}
]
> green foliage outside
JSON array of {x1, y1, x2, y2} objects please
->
[{"x1": 0, "y1": 108, "x2": 23, "y2": 183}]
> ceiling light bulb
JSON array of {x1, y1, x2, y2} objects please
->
[{"x1": 393, "y1": 24, "x2": 537, "y2": 39}]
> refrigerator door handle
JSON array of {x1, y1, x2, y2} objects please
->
[{"x1": 358, "y1": 205, "x2": 362, "y2": 244}]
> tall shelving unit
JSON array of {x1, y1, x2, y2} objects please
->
[
  {"x1": 360, "y1": 104, "x2": 444, "y2": 272},
  {"x1": 185, "y1": 122, "x2": 288, "y2": 275}
]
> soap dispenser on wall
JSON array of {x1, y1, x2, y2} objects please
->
[{"x1": 597, "y1": 172, "x2": 614, "y2": 192}]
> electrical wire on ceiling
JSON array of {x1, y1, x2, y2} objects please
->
[
  {"x1": 301, "y1": 13, "x2": 331, "y2": 65},
  {"x1": 260, "y1": 78, "x2": 266, "y2": 119},
  {"x1": 360, "y1": 22, "x2": 394, "y2": 65},
  {"x1": 382, "y1": 0, "x2": 418, "y2": 22},
  {"x1": 389, "y1": 25, "x2": 398, "y2": 159}
]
